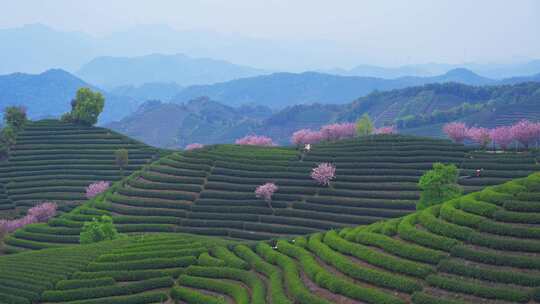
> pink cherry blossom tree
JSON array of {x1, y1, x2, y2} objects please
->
[
  {"x1": 291, "y1": 129, "x2": 324, "y2": 145},
  {"x1": 490, "y1": 126, "x2": 514, "y2": 150},
  {"x1": 511, "y1": 120, "x2": 540, "y2": 150},
  {"x1": 255, "y1": 182, "x2": 278, "y2": 209},
  {"x1": 320, "y1": 123, "x2": 356, "y2": 141},
  {"x1": 443, "y1": 122, "x2": 468, "y2": 143},
  {"x1": 86, "y1": 181, "x2": 110, "y2": 199},
  {"x1": 311, "y1": 163, "x2": 336, "y2": 186},
  {"x1": 235, "y1": 135, "x2": 275, "y2": 146},
  {"x1": 466, "y1": 127, "x2": 492, "y2": 149},
  {"x1": 0, "y1": 202, "x2": 57, "y2": 234},
  {"x1": 27, "y1": 202, "x2": 57, "y2": 222},
  {"x1": 374, "y1": 126, "x2": 397, "y2": 135},
  {"x1": 185, "y1": 143, "x2": 204, "y2": 151}
]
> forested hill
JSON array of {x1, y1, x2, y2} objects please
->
[{"x1": 110, "y1": 81, "x2": 540, "y2": 147}]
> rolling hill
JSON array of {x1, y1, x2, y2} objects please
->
[
  {"x1": 4, "y1": 133, "x2": 539, "y2": 252},
  {"x1": 106, "y1": 98, "x2": 272, "y2": 148},
  {"x1": 0, "y1": 120, "x2": 161, "y2": 218},
  {"x1": 1, "y1": 171, "x2": 540, "y2": 303}
]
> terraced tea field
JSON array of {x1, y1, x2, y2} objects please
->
[
  {"x1": 4, "y1": 134, "x2": 539, "y2": 252},
  {"x1": 2, "y1": 173, "x2": 540, "y2": 304},
  {"x1": 0, "y1": 120, "x2": 161, "y2": 218}
]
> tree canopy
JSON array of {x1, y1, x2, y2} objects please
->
[
  {"x1": 356, "y1": 113, "x2": 374, "y2": 137},
  {"x1": 417, "y1": 162, "x2": 462, "y2": 210},
  {"x1": 67, "y1": 88, "x2": 105, "y2": 126}
]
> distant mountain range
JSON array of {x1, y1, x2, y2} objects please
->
[
  {"x1": 0, "y1": 69, "x2": 138, "y2": 123},
  {"x1": 170, "y1": 68, "x2": 523, "y2": 108},
  {"x1": 108, "y1": 81, "x2": 540, "y2": 148},
  {"x1": 3, "y1": 67, "x2": 539, "y2": 132},
  {"x1": 321, "y1": 60, "x2": 540, "y2": 79},
  {"x1": 2, "y1": 23, "x2": 540, "y2": 79},
  {"x1": 108, "y1": 82, "x2": 184, "y2": 103},
  {"x1": 77, "y1": 53, "x2": 269, "y2": 88}
]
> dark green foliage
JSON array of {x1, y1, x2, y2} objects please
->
[
  {"x1": 4, "y1": 106, "x2": 27, "y2": 131},
  {"x1": 114, "y1": 148, "x2": 128, "y2": 176},
  {"x1": 417, "y1": 163, "x2": 462, "y2": 210},
  {"x1": 68, "y1": 88, "x2": 105, "y2": 126},
  {"x1": 80, "y1": 215, "x2": 119, "y2": 244}
]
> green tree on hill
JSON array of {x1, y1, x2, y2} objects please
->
[
  {"x1": 80, "y1": 215, "x2": 118, "y2": 244},
  {"x1": 356, "y1": 113, "x2": 374, "y2": 137},
  {"x1": 115, "y1": 148, "x2": 129, "y2": 177},
  {"x1": 4, "y1": 106, "x2": 27, "y2": 131},
  {"x1": 64, "y1": 88, "x2": 105, "y2": 126},
  {"x1": 417, "y1": 163, "x2": 462, "y2": 210}
]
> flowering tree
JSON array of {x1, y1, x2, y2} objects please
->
[
  {"x1": 443, "y1": 122, "x2": 468, "y2": 143},
  {"x1": 311, "y1": 163, "x2": 336, "y2": 186},
  {"x1": 27, "y1": 202, "x2": 57, "y2": 222},
  {"x1": 291, "y1": 129, "x2": 322, "y2": 145},
  {"x1": 185, "y1": 143, "x2": 204, "y2": 151},
  {"x1": 321, "y1": 123, "x2": 356, "y2": 141},
  {"x1": 255, "y1": 182, "x2": 278, "y2": 209},
  {"x1": 466, "y1": 127, "x2": 491, "y2": 148},
  {"x1": 374, "y1": 126, "x2": 397, "y2": 135},
  {"x1": 490, "y1": 126, "x2": 514, "y2": 150},
  {"x1": 86, "y1": 181, "x2": 110, "y2": 199},
  {"x1": 0, "y1": 202, "x2": 57, "y2": 234},
  {"x1": 511, "y1": 120, "x2": 540, "y2": 149},
  {"x1": 235, "y1": 135, "x2": 275, "y2": 146}
]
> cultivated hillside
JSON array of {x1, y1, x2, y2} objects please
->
[
  {"x1": 2, "y1": 172, "x2": 540, "y2": 303},
  {"x1": 0, "y1": 120, "x2": 161, "y2": 218},
  {"x1": 4, "y1": 135, "x2": 539, "y2": 252}
]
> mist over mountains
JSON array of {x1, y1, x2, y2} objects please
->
[
  {"x1": 77, "y1": 53, "x2": 268, "y2": 88},
  {"x1": 2, "y1": 23, "x2": 540, "y2": 80}
]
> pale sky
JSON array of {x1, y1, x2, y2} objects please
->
[{"x1": 2, "y1": 0, "x2": 540, "y2": 66}]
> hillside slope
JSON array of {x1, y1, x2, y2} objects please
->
[
  {"x1": 0, "y1": 120, "x2": 161, "y2": 218},
  {"x1": 5, "y1": 135, "x2": 539, "y2": 251},
  {"x1": 2, "y1": 173, "x2": 540, "y2": 303},
  {"x1": 106, "y1": 98, "x2": 271, "y2": 148}
]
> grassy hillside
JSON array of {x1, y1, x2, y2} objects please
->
[
  {"x1": 1, "y1": 173, "x2": 540, "y2": 304},
  {"x1": 0, "y1": 120, "x2": 161, "y2": 218},
  {"x1": 4, "y1": 134, "x2": 539, "y2": 252}
]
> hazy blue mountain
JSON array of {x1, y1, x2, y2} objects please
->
[
  {"x1": 4, "y1": 23, "x2": 540, "y2": 78},
  {"x1": 77, "y1": 53, "x2": 269, "y2": 88},
  {"x1": 171, "y1": 69, "x2": 495, "y2": 108},
  {"x1": 326, "y1": 61, "x2": 540, "y2": 79},
  {"x1": 321, "y1": 64, "x2": 434, "y2": 78},
  {"x1": 499, "y1": 72, "x2": 540, "y2": 85},
  {"x1": 0, "y1": 69, "x2": 138, "y2": 123},
  {"x1": 109, "y1": 82, "x2": 184, "y2": 102}
]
